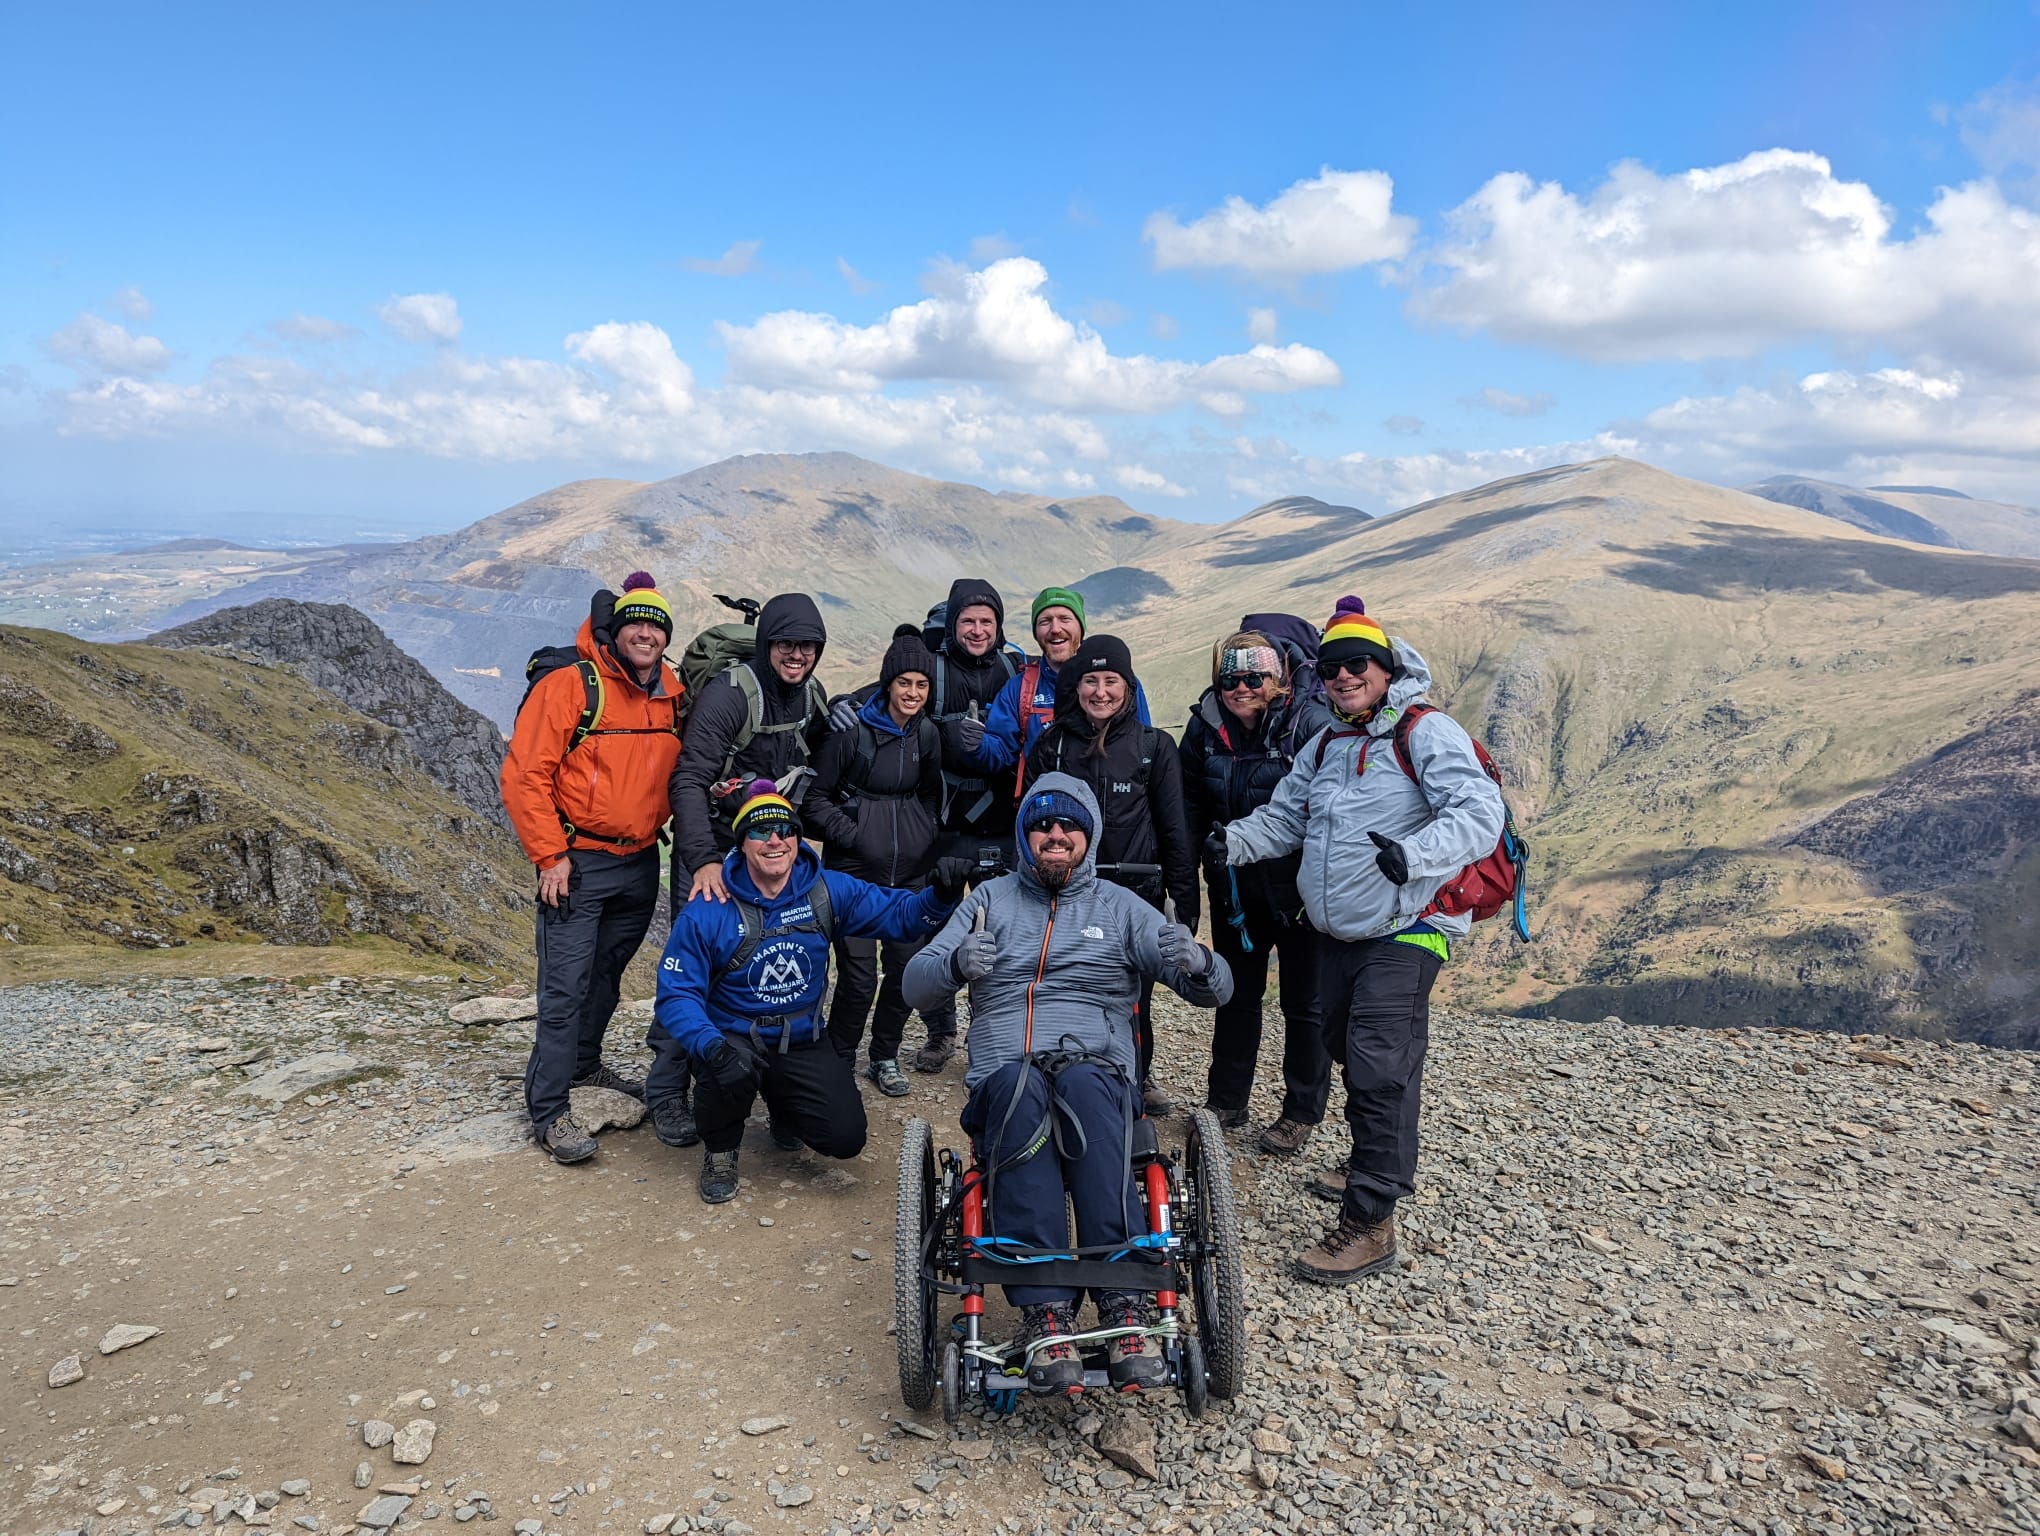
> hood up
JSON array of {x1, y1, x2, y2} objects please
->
[
  {"x1": 1013, "y1": 771, "x2": 1101, "y2": 896},
  {"x1": 941, "y1": 577, "x2": 1009, "y2": 660}
]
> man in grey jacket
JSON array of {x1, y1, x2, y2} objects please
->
[
  {"x1": 904, "y1": 773, "x2": 1232, "y2": 1396},
  {"x1": 1211, "y1": 597, "x2": 1504, "y2": 1286}
]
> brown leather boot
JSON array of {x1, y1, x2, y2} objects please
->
[
  {"x1": 1295, "y1": 1212, "x2": 1398, "y2": 1285},
  {"x1": 1257, "y1": 1116, "x2": 1313, "y2": 1156}
]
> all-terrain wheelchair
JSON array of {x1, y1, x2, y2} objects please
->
[{"x1": 894, "y1": 1106, "x2": 1246, "y2": 1419}]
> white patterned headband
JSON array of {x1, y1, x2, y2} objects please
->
[{"x1": 1219, "y1": 646, "x2": 1281, "y2": 679}]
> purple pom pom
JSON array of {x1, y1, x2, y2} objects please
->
[
  {"x1": 746, "y1": 778, "x2": 777, "y2": 800},
  {"x1": 622, "y1": 570, "x2": 656, "y2": 592},
  {"x1": 1333, "y1": 594, "x2": 1367, "y2": 616}
]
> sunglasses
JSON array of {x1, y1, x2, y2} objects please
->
[
  {"x1": 1218, "y1": 671, "x2": 1270, "y2": 691},
  {"x1": 1319, "y1": 658, "x2": 1380, "y2": 681},
  {"x1": 1026, "y1": 816, "x2": 1086, "y2": 836},
  {"x1": 744, "y1": 825, "x2": 798, "y2": 843}
]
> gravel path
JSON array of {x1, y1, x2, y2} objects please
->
[{"x1": 3, "y1": 975, "x2": 2035, "y2": 1536}]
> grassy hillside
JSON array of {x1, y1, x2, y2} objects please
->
[
  {"x1": 1112, "y1": 458, "x2": 2040, "y2": 1044},
  {"x1": 0, "y1": 624, "x2": 534, "y2": 971}
]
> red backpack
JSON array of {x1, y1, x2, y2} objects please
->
[{"x1": 1313, "y1": 703, "x2": 1531, "y2": 940}]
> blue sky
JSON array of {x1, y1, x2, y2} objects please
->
[{"x1": 4, "y1": 1, "x2": 2038, "y2": 547}]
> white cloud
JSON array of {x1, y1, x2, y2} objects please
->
[
  {"x1": 271, "y1": 313, "x2": 357, "y2": 343},
  {"x1": 716, "y1": 256, "x2": 1340, "y2": 414},
  {"x1": 1463, "y1": 386, "x2": 1554, "y2": 418},
  {"x1": 1383, "y1": 415, "x2": 1426, "y2": 436},
  {"x1": 1961, "y1": 77, "x2": 2040, "y2": 189},
  {"x1": 1246, "y1": 307, "x2": 1279, "y2": 343},
  {"x1": 1116, "y1": 463, "x2": 1192, "y2": 498},
  {"x1": 378, "y1": 292, "x2": 463, "y2": 345},
  {"x1": 46, "y1": 313, "x2": 172, "y2": 375},
  {"x1": 112, "y1": 285, "x2": 153, "y2": 323},
  {"x1": 1412, "y1": 149, "x2": 2040, "y2": 369},
  {"x1": 836, "y1": 257, "x2": 880, "y2": 296},
  {"x1": 683, "y1": 240, "x2": 762, "y2": 276},
  {"x1": 1150, "y1": 313, "x2": 1179, "y2": 340},
  {"x1": 1144, "y1": 167, "x2": 1417, "y2": 276}
]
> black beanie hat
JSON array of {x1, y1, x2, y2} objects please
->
[
  {"x1": 1069, "y1": 633, "x2": 1134, "y2": 688},
  {"x1": 880, "y1": 633, "x2": 938, "y2": 690}
]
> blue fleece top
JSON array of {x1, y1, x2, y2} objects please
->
[
  {"x1": 654, "y1": 843, "x2": 954, "y2": 1057},
  {"x1": 971, "y1": 657, "x2": 1152, "y2": 773},
  {"x1": 859, "y1": 690, "x2": 907, "y2": 736}
]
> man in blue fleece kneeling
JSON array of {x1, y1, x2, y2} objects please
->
[{"x1": 651, "y1": 779, "x2": 972, "y2": 1204}]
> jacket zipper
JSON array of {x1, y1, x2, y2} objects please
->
[{"x1": 1023, "y1": 896, "x2": 1056, "y2": 1053}]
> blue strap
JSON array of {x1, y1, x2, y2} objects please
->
[{"x1": 1224, "y1": 867, "x2": 1254, "y2": 954}]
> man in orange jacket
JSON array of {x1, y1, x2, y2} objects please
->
[{"x1": 501, "y1": 573, "x2": 686, "y2": 1164}]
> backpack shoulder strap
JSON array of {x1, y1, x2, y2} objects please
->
[
  {"x1": 1391, "y1": 704, "x2": 1437, "y2": 784},
  {"x1": 569, "y1": 659, "x2": 603, "y2": 751},
  {"x1": 722, "y1": 664, "x2": 765, "y2": 776},
  {"x1": 1312, "y1": 725, "x2": 1366, "y2": 772},
  {"x1": 809, "y1": 877, "x2": 834, "y2": 942},
  {"x1": 848, "y1": 720, "x2": 879, "y2": 793},
  {"x1": 722, "y1": 898, "x2": 766, "y2": 978}
]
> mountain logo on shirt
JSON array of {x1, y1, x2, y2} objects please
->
[{"x1": 750, "y1": 939, "x2": 814, "y2": 1004}]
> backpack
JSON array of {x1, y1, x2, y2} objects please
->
[
  {"x1": 721, "y1": 879, "x2": 835, "y2": 979},
  {"x1": 679, "y1": 593, "x2": 830, "y2": 779},
  {"x1": 517, "y1": 643, "x2": 682, "y2": 754},
  {"x1": 1012, "y1": 659, "x2": 1057, "y2": 797},
  {"x1": 1313, "y1": 704, "x2": 1530, "y2": 941}
]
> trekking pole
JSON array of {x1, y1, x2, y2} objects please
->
[{"x1": 1224, "y1": 867, "x2": 1254, "y2": 954}]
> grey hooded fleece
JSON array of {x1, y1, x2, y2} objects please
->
[
  {"x1": 902, "y1": 772, "x2": 1234, "y2": 1091},
  {"x1": 1222, "y1": 637, "x2": 1505, "y2": 944}
]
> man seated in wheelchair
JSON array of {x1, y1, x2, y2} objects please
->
[{"x1": 904, "y1": 773, "x2": 1233, "y2": 1393}]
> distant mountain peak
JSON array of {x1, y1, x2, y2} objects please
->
[{"x1": 1242, "y1": 494, "x2": 1371, "y2": 522}]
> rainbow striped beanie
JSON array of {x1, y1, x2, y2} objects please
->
[{"x1": 1318, "y1": 596, "x2": 1393, "y2": 672}]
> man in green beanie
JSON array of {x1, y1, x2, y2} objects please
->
[{"x1": 968, "y1": 585, "x2": 1152, "y2": 784}]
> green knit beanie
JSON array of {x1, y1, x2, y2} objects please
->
[{"x1": 1030, "y1": 586, "x2": 1086, "y2": 632}]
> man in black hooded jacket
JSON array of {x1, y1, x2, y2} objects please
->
[{"x1": 670, "y1": 592, "x2": 831, "y2": 904}]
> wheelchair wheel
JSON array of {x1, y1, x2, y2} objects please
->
[
  {"x1": 1184, "y1": 1107, "x2": 1246, "y2": 1400},
  {"x1": 895, "y1": 1117, "x2": 939, "y2": 1410},
  {"x1": 940, "y1": 1339, "x2": 962, "y2": 1424},
  {"x1": 1182, "y1": 1332, "x2": 1208, "y2": 1419}
]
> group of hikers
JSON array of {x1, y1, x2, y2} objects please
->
[{"x1": 499, "y1": 569, "x2": 1510, "y2": 1392}]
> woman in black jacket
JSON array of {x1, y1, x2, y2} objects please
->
[
  {"x1": 802, "y1": 633, "x2": 944, "y2": 1096},
  {"x1": 1023, "y1": 634, "x2": 1198, "y2": 1114},
  {"x1": 1179, "y1": 626, "x2": 1336, "y2": 1149}
]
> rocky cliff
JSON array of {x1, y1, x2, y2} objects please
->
[
  {"x1": 148, "y1": 599, "x2": 509, "y2": 827},
  {"x1": 0, "y1": 623, "x2": 530, "y2": 965}
]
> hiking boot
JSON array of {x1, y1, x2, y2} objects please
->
[
  {"x1": 1018, "y1": 1303, "x2": 1084, "y2": 1396},
  {"x1": 1141, "y1": 1076, "x2": 1175, "y2": 1117},
  {"x1": 866, "y1": 1058, "x2": 911, "y2": 1097},
  {"x1": 1207, "y1": 1103, "x2": 1250, "y2": 1131},
  {"x1": 1295, "y1": 1212, "x2": 1398, "y2": 1285},
  {"x1": 572, "y1": 1063, "x2": 647, "y2": 1102},
  {"x1": 698, "y1": 1148, "x2": 741, "y2": 1204},
  {"x1": 1306, "y1": 1162, "x2": 1351, "y2": 1203},
  {"x1": 767, "y1": 1117, "x2": 802, "y2": 1151},
  {"x1": 651, "y1": 1096, "x2": 700, "y2": 1148},
  {"x1": 540, "y1": 1111, "x2": 597, "y2": 1165},
  {"x1": 1097, "y1": 1291, "x2": 1169, "y2": 1392},
  {"x1": 1257, "y1": 1116, "x2": 1313, "y2": 1156},
  {"x1": 912, "y1": 1033, "x2": 956, "y2": 1073}
]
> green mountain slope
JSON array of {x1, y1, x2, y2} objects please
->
[{"x1": 0, "y1": 625, "x2": 533, "y2": 969}]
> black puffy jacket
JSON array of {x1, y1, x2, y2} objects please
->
[
  {"x1": 929, "y1": 578, "x2": 1023, "y2": 836},
  {"x1": 800, "y1": 696, "x2": 942, "y2": 887},
  {"x1": 1023, "y1": 706, "x2": 1199, "y2": 935},
  {"x1": 670, "y1": 593, "x2": 830, "y2": 875},
  {"x1": 1177, "y1": 661, "x2": 1335, "y2": 925}
]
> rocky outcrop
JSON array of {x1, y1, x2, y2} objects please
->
[{"x1": 149, "y1": 600, "x2": 508, "y2": 826}]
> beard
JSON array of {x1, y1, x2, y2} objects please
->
[{"x1": 1035, "y1": 854, "x2": 1075, "y2": 892}]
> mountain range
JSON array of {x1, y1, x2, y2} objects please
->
[
  {"x1": 1743, "y1": 475, "x2": 2040, "y2": 559},
  {"x1": 4, "y1": 450, "x2": 2036, "y2": 1046}
]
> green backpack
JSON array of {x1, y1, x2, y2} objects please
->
[{"x1": 679, "y1": 594, "x2": 829, "y2": 779}]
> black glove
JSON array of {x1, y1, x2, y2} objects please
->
[
  {"x1": 1369, "y1": 831, "x2": 1409, "y2": 886},
  {"x1": 702, "y1": 1037, "x2": 758, "y2": 1095},
  {"x1": 930, "y1": 855, "x2": 976, "y2": 904},
  {"x1": 955, "y1": 714, "x2": 986, "y2": 753},
  {"x1": 1202, "y1": 828, "x2": 1230, "y2": 869}
]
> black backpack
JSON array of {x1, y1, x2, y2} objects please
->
[{"x1": 517, "y1": 589, "x2": 681, "y2": 752}]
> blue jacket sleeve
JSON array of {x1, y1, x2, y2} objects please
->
[
  {"x1": 823, "y1": 871, "x2": 956, "y2": 942},
  {"x1": 1135, "y1": 680, "x2": 1151, "y2": 726},
  {"x1": 971, "y1": 672, "x2": 1025, "y2": 773},
  {"x1": 653, "y1": 902, "x2": 734, "y2": 1061}
]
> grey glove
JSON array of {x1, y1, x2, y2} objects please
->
[
  {"x1": 951, "y1": 928, "x2": 997, "y2": 984},
  {"x1": 1157, "y1": 922, "x2": 1209, "y2": 977},
  {"x1": 955, "y1": 713, "x2": 986, "y2": 752},
  {"x1": 828, "y1": 696, "x2": 860, "y2": 733}
]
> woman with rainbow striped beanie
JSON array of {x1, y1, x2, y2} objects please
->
[{"x1": 1205, "y1": 596, "x2": 1505, "y2": 1285}]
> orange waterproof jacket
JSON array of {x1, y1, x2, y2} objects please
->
[{"x1": 500, "y1": 619, "x2": 685, "y2": 869}]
